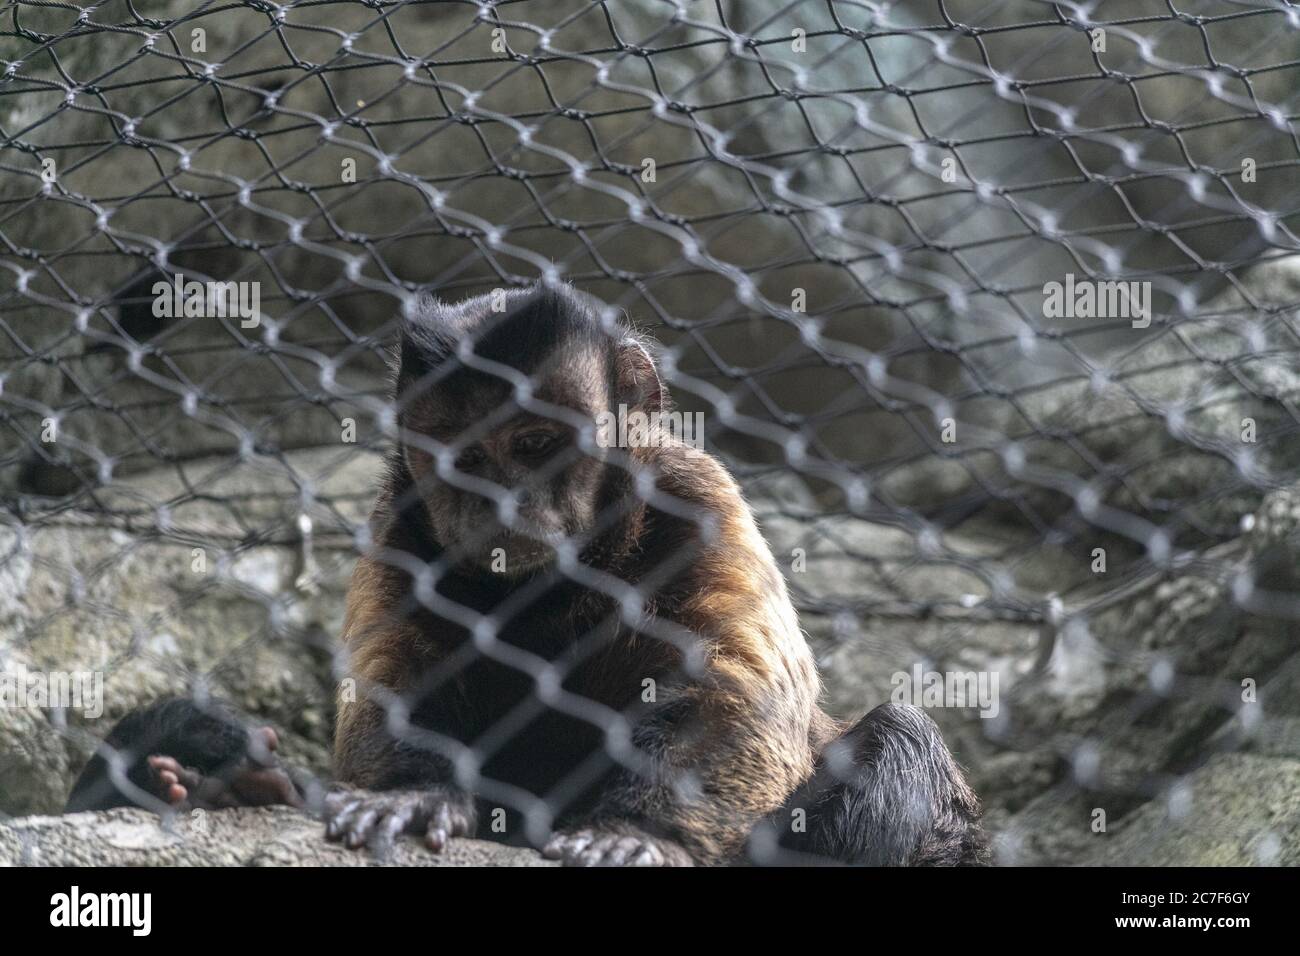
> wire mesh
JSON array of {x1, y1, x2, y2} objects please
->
[{"x1": 2, "y1": 0, "x2": 1299, "y2": 865}]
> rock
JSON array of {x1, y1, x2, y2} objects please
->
[
  {"x1": 0, "y1": 807, "x2": 556, "y2": 867},
  {"x1": 1245, "y1": 716, "x2": 1300, "y2": 761},
  {"x1": 866, "y1": 259, "x2": 1300, "y2": 535},
  {"x1": 1080, "y1": 754, "x2": 1300, "y2": 866},
  {"x1": 0, "y1": 447, "x2": 384, "y2": 815},
  {"x1": 0, "y1": 663, "x2": 72, "y2": 814}
]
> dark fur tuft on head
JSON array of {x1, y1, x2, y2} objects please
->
[
  {"x1": 395, "y1": 283, "x2": 617, "y2": 401},
  {"x1": 394, "y1": 283, "x2": 669, "y2": 420}
]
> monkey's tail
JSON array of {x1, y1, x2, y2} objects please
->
[{"x1": 752, "y1": 702, "x2": 989, "y2": 866}]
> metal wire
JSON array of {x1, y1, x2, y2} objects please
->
[{"x1": 2, "y1": 0, "x2": 1298, "y2": 865}]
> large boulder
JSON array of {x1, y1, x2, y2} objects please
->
[
  {"x1": 0, "y1": 446, "x2": 380, "y2": 815},
  {"x1": 0, "y1": 807, "x2": 553, "y2": 867}
]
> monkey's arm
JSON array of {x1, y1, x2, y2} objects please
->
[
  {"x1": 328, "y1": 558, "x2": 477, "y2": 852},
  {"x1": 333, "y1": 553, "x2": 456, "y2": 785},
  {"x1": 331, "y1": 696, "x2": 476, "y2": 853},
  {"x1": 65, "y1": 698, "x2": 305, "y2": 813},
  {"x1": 545, "y1": 666, "x2": 816, "y2": 866},
  {"x1": 549, "y1": 451, "x2": 822, "y2": 865},
  {"x1": 331, "y1": 689, "x2": 478, "y2": 854}
]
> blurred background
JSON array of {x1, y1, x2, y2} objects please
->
[{"x1": 2, "y1": 0, "x2": 1299, "y2": 864}]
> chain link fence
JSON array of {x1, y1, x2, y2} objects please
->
[{"x1": 2, "y1": 0, "x2": 1299, "y2": 865}]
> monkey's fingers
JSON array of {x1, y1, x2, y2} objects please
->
[
  {"x1": 147, "y1": 755, "x2": 201, "y2": 807},
  {"x1": 542, "y1": 829, "x2": 594, "y2": 864},
  {"x1": 254, "y1": 725, "x2": 279, "y2": 754},
  {"x1": 323, "y1": 794, "x2": 366, "y2": 840},
  {"x1": 576, "y1": 835, "x2": 642, "y2": 867},
  {"x1": 323, "y1": 791, "x2": 426, "y2": 852},
  {"x1": 350, "y1": 794, "x2": 437, "y2": 852},
  {"x1": 544, "y1": 827, "x2": 693, "y2": 867},
  {"x1": 423, "y1": 799, "x2": 473, "y2": 852},
  {"x1": 613, "y1": 839, "x2": 675, "y2": 866},
  {"x1": 194, "y1": 778, "x2": 240, "y2": 809},
  {"x1": 372, "y1": 808, "x2": 413, "y2": 860},
  {"x1": 229, "y1": 765, "x2": 304, "y2": 808},
  {"x1": 323, "y1": 788, "x2": 358, "y2": 817},
  {"x1": 323, "y1": 789, "x2": 474, "y2": 854},
  {"x1": 344, "y1": 804, "x2": 385, "y2": 848}
]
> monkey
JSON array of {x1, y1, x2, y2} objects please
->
[
  {"x1": 754, "y1": 700, "x2": 988, "y2": 864},
  {"x1": 65, "y1": 697, "x2": 308, "y2": 814},
  {"x1": 59, "y1": 284, "x2": 985, "y2": 865},
  {"x1": 324, "y1": 283, "x2": 988, "y2": 866}
]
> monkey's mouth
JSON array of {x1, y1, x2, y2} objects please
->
[{"x1": 468, "y1": 526, "x2": 563, "y2": 574}]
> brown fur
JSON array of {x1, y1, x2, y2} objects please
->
[
  {"x1": 335, "y1": 433, "x2": 827, "y2": 861},
  {"x1": 331, "y1": 285, "x2": 984, "y2": 865}
]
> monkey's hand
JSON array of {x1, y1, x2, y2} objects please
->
[
  {"x1": 542, "y1": 824, "x2": 694, "y2": 867},
  {"x1": 323, "y1": 787, "x2": 475, "y2": 857},
  {"x1": 146, "y1": 754, "x2": 303, "y2": 812}
]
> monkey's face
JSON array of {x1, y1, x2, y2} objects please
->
[
  {"x1": 395, "y1": 284, "x2": 663, "y2": 576},
  {"x1": 401, "y1": 351, "x2": 616, "y2": 576}
]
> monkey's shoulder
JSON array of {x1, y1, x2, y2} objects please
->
[
  {"x1": 647, "y1": 442, "x2": 788, "y2": 596},
  {"x1": 648, "y1": 440, "x2": 743, "y2": 508}
]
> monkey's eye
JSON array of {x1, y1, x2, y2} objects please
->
[
  {"x1": 512, "y1": 431, "x2": 561, "y2": 459},
  {"x1": 454, "y1": 445, "x2": 487, "y2": 471}
]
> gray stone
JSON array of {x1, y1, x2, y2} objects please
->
[
  {"x1": 1081, "y1": 754, "x2": 1300, "y2": 866},
  {"x1": 0, "y1": 806, "x2": 555, "y2": 867},
  {"x1": 0, "y1": 447, "x2": 382, "y2": 815}
]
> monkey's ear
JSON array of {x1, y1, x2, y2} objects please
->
[{"x1": 615, "y1": 336, "x2": 665, "y2": 412}]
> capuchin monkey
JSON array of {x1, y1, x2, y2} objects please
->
[
  {"x1": 325, "y1": 283, "x2": 986, "y2": 866},
  {"x1": 65, "y1": 285, "x2": 986, "y2": 866}
]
